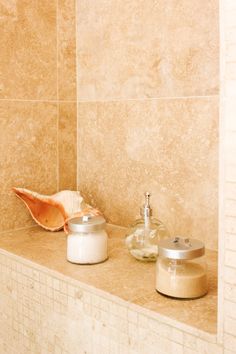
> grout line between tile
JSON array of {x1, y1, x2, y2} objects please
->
[
  {"x1": 56, "y1": 0, "x2": 59, "y2": 192},
  {"x1": 0, "y1": 99, "x2": 77, "y2": 103},
  {"x1": 0, "y1": 225, "x2": 38, "y2": 235},
  {"x1": 76, "y1": 95, "x2": 219, "y2": 103},
  {"x1": 57, "y1": 106, "x2": 59, "y2": 192},
  {"x1": 76, "y1": 0, "x2": 79, "y2": 191},
  {"x1": 107, "y1": 223, "x2": 127, "y2": 230},
  {"x1": 56, "y1": 0, "x2": 59, "y2": 103},
  {"x1": 0, "y1": 96, "x2": 218, "y2": 103}
]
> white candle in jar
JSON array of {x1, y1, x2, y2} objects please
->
[{"x1": 67, "y1": 215, "x2": 108, "y2": 264}]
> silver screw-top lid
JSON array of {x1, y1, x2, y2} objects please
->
[
  {"x1": 68, "y1": 214, "x2": 106, "y2": 233},
  {"x1": 140, "y1": 192, "x2": 152, "y2": 217},
  {"x1": 158, "y1": 236, "x2": 205, "y2": 260}
]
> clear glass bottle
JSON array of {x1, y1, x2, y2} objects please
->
[
  {"x1": 156, "y1": 237, "x2": 207, "y2": 299},
  {"x1": 125, "y1": 192, "x2": 169, "y2": 261}
]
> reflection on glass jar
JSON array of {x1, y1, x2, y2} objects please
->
[
  {"x1": 67, "y1": 215, "x2": 108, "y2": 264},
  {"x1": 126, "y1": 218, "x2": 169, "y2": 261},
  {"x1": 156, "y1": 237, "x2": 207, "y2": 299},
  {"x1": 125, "y1": 192, "x2": 169, "y2": 262}
]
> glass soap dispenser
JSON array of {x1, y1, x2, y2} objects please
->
[{"x1": 125, "y1": 192, "x2": 169, "y2": 261}]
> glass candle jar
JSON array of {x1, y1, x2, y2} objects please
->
[
  {"x1": 67, "y1": 215, "x2": 108, "y2": 264},
  {"x1": 156, "y1": 237, "x2": 207, "y2": 299}
]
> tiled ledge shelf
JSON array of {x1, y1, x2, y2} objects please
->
[{"x1": 0, "y1": 224, "x2": 218, "y2": 353}]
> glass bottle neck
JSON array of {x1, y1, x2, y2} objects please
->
[{"x1": 144, "y1": 214, "x2": 151, "y2": 228}]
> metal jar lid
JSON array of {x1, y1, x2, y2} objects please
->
[
  {"x1": 68, "y1": 214, "x2": 106, "y2": 233},
  {"x1": 158, "y1": 236, "x2": 205, "y2": 260}
]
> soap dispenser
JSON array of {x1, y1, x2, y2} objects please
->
[{"x1": 125, "y1": 192, "x2": 169, "y2": 261}]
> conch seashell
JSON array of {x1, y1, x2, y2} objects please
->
[{"x1": 13, "y1": 187, "x2": 101, "y2": 232}]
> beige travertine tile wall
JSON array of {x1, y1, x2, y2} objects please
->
[
  {"x1": 77, "y1": 0, "x2": 219, "y2": 250},
  {"x1": 0, "y1": 0, "x2": 77, "y2": 232},
  {"x1": 219, "y1": 0, "x2": 236, "y2": 352}
]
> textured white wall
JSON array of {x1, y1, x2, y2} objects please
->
[{"x1": 219, "y1": 0, "x2": 236, "y2": 352}]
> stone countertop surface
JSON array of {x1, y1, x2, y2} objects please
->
[{"x1": 0, "y1": 224, "x2": 217, "y2": 335}]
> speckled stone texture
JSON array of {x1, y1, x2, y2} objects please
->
[
  {"x1": 58, "y1": 0, "x2": 77, "y2": 101},
  {"x1": 77, "y1": 0, "x2": 218, "y2": 100},
  {"x1": 0, "y1": 0, "x2": 77, "y2": 232},
  {"x1": 0, "y1": 0, "x2": 57, "y2": 100},
  {"x1": 0, "y1": 249, "x2": 221, "y2": 354},
  {"x1": 77, "y1": 98, "x2": 218, "y2": 250},
  {"x1": 59, "y1": 102, "x2": 77, "y2": 190},
  {"x1": 76, "y1": 0, "x2": 219, "y2": 251},
  {"x1": 0, "y1": 225, "x2": 217, "y2": 336},
  {"x1": 0, "y1": 101, "x2": 58, "y2": 231}
]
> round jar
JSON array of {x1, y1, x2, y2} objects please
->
[
  {"x1": 125, "y1": 192, "x2": 170, "y2": 262},
  {"x1": 156, "y1": 237, "x2": 207, "y2": 299},
  {"x1": 67, "y1": 215, "x2": 108, "y2": 264},
  {"x1": 125, "y1": 218, "x2": 169, "y2": 262}
]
